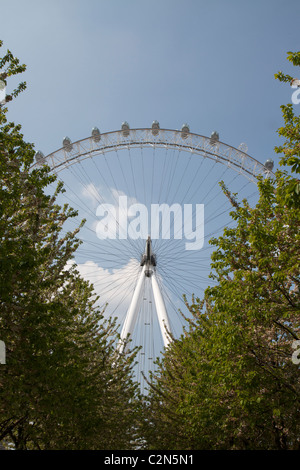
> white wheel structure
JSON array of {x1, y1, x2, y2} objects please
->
[{"x1": 33, "y1": 123, "x2": 274, "y2": 393}]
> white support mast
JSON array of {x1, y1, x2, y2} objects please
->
[
  {"x1": 151, "y1": 272, "x2": 172, "y2": 348},
  {"x1": 119, "y1": 236, "x2": 172, "y2": 353},
  {"x1": 119, "y1": 264, "x2": 146, "y2": 352}
]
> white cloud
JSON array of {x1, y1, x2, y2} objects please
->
[
  {"x1": 81, "y1": 182, "x2": 102, "y2": 206},
  {"x1": 67, "y1": 258, "x2": 141, "y2": 322}
]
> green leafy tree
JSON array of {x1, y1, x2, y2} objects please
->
[
  {"x1": 274, "y1": 51, "x2": 300, "y2": 207},
  {"x1": 146, "y1": 177, "x2": 300, "y2": 450},
  {"x1": 145, "y1": 52, "x2": 300, "y2": 450},
  {"x1": 0, "y1": 41, "x2": 142, "y2": 450}
]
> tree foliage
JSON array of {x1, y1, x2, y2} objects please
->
[
  {"x1": 145, "y1": 52, "x2": 300, "y2": 450},
  {"x1": 274, "y1": 51, "x2": 300, "y2": 206},
  {"x1": 0, "y1": 41, "x2": 142, "y2": 450}
]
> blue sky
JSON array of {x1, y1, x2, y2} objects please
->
[{"x1": 1, "y1": 0, "x2": 299, "y2": 162}]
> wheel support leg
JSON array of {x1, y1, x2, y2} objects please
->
[
  {"x1": 119, "y1": 265, "x2": 146, "y2": 353},
  {"x1": 151, "y1": 272, "x2": 172, "y2": 349}
]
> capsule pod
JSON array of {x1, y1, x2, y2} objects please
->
[
  {"x1": 91, "y1": 127, "x2": 101, "y2": 143},
  {"x1": 35, "y1": 150, "x2": 45, "y2": 165},
  {"x1": 264, "y1": 159, "x2": 274, "y2": 172},
  {"x1": 238, "y1": 142, "x2": 248, "y2": 153},
  {"x1": 210, "y1": 131, "x2": 219, "y2": 145},
  {"x1": 151, "y1": 120, "x2": 160, "y2": 136},
  {"x1": 181, "y1": 123, "x2": 190, "y2": 139},
  {"x1": 63, "y1": 136, "x2": 73, "y2": 152},
  {"x1": 121, "y1": 121, "x2": 130, "y2": 137}
]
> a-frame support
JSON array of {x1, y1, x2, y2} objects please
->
[{"x1": 119, "y1": 236, "x2": 172, "y2": 353}]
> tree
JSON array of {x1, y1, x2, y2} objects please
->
[
  {"x1": 274, "y1": 51, "x2": 300, "y2": 207},
  {"x1": 0, "y1": 41, "x2": 142, "y2": 450},
  {"x1": 145, "y1": 52, "x2": 300, "y2": 450},
  {"x1": 146, "y1": 176, "x2": 300, "y2": 451}
]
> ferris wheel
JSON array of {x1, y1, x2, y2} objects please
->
[{"x1": 33, "y1": 122, "x2": 274, "y2": 392}]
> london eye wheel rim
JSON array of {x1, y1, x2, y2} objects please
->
[{"x1": 32, "y1": 127, "x2": 273, "y2": 182}]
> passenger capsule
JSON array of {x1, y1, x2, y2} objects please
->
[
  {"x1": 210, "y1": 131, "x2": 219, "y2": 145},
  {"x1": 264, "y1": 159, "x2": 274, "y2": 172},
  {"x1": 91, "y1": 127, "x2": 101, "y2": 142},
  {"x1": 63, "y1": 136, "x2": 73, "y2": 152},
  {"x1": 181, "y1": 123, "x2": 190, "y2": 139},
  {"x1": 151, "y1": 120, "x2": 160, "y2": 136},
  {"x1": 35, "y1": 150, "x2": 45, "y2": 165},
  {"x1": 121, "y1": 121, "x2": 130, "y2": 137}
]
